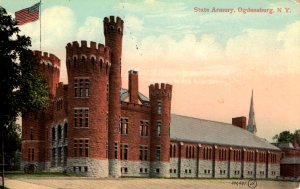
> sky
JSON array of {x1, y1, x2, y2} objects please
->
[{"x1": 1, "y1": 0, "x2": 300, "y2": 142}]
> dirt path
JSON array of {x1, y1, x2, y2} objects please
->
[{"x1": 4, "y1": 177, "x2": 300, "y2": 189}]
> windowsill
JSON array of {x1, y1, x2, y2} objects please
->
[
  {"x1": 140, "y1": 135, "x2": 148, "y2": 138},
  {"x1": 74, "y1": 127, "x2": 89, "y2": 129},
  {"x1": 74, "y1": 97, "x2": 90, "y2": 99}
]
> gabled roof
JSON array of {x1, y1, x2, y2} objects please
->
[
  {"x1": 120, "y1": 88, "x2": 149, "y2": 102},
  {"x1": 170, "y1": 114, "x2": 279, "y2": 151}
]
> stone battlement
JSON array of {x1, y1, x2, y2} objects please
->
[{"x1": 33, "y1": 50, "x2": 61, "y2": 69}]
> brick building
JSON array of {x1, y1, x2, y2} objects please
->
[
  {"x1": 274, "y1": 139, "x2": 300, "y2": 179},
  {"x1": 21, "y1": 16, "x2": 282, "y2": 178}
]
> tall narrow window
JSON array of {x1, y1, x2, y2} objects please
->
[
  {"x1": 85, "y1": 109, "x2": 89, "y2": 127},
  {"x1": 79, "y1": 109, "x2": 83, "y2": 127},
  {"x1": 79, "y1": 79, "x2": 83, "y2": 97},
  {"x1": 114, "y1": 142, "x2": 118, "y2": 159},
  {"x1": 124, "y1": 119, "x2": 128, "y2": 135},
  {"x1": 79, "y1": 140, "x2": 83, "y2": 157},
  {"x1": 157, "y1": 102, "x2": 162, "y2": 114},
  {"x1": 145, "y1": 122, "x2": 148, "y2": 136},
  {"x1": 124, "y1": 145, "x2": 128, "y2": 160},
  {"x1": 139, "y1": 146, "x2": 143, "y2": 160},
  {"x1": 144, "y1": 146, "x2": 148, "y2": 160},
  {"x1": 74, "y1": 79, "x2": 78, "y2": 97},
  {"x1": 57, "y1": 126, "x2": 62, "y2": 140},
  {"x1": 85, "y1": 140, "x2": 89, "y2": 157},
  {"x1": 74, "y1": 140, "x2": 77, "y2": 157},
  {"x1": 140, "y1": 121, "x2": 144, "y2": 136},
  {"x1": 156, "y1": 146, "x2": 161, "y2": 161},
  {"x1": 74, "y1": 110, "x2": 78, "y2": 128},
  {"x1": 119, "y1": 118, "x2": 122, "y2": 133},
  {"x1": 30, "y1": 128, "x2": 33, "y2": 140},
  {"x1": 157, "y1": 122, "x2": 161, "y2": 137},
  {"x1": 64, "y1": 123, "x2": 68, "y2": 139},
  {"x1": 173, "y1": 145, "x2": 176, "y2": 157},
  {"x1": 186, "y1": 146, "x2": 189, "y2": 158},
  {"x1": 85, "y1": 79, "x2": 89, "y2": 97},
  {"x1": 120, "y1": 144, "x2": 123, "y2": 160}
]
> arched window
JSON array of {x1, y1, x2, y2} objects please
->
[
  {"x1": 52, "y1": 127, "x2": 55, "y2": 141},
  {"x1": 100, "y1": 59, "x2": 103, "y2": 70},
  {"x1": 91, "y1": 57, "x2": 95, "y2": 63},
  {"x1": 73, "y1": 57, "x2": 77, "y2": 63},
  {"x1": 173, "y1": 145, "x2": 176, "y2": 157},
  {"x1": 186, "y1": 146, "x2": 188, "y2": 158},
  {"x1": 58, "y1": 125, "x2": 62, "y2": 139},
  {"x1": 64, "y1": 123, "x2": 68, "y2": 139},
  {"x1": 82, "y1": 56, "x2": 86, "y2": 63}
]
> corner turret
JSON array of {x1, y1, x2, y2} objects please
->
[{"x1": 149, "y1": 83, "x2": 172, "y2": 177}]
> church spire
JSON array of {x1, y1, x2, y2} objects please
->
[{"x1": 247, "y1": 90, "x2": 257, "y2": 134}]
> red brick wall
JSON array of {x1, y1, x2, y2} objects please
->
[
  {"x1": 66, "y1": 41, "x2": 110, "y2": 160},
  {"x1": 22, "y1": 51, "x2": 60, "y2": 164},
  {"x1": 149, "y1": 83, "x2": 172, "y2": 162},
  {"x1": 104, "y1": 16, "x2": 123, "y2": 160},
  {"x1": 281, "y1": 164, "x2": 300, "y2": 178},
  {"x1": 120, "y1": 103, "x2": 150, "y2": 161}
]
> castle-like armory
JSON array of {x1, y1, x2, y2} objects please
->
[{"x1": 21, "y1": 16, "x2": 282, "y2": 178}]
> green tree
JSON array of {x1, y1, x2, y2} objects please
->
[
  {"x1": 3, "y1": 122, "x2": 21, "y2": 170},
  {"x1": 294, "y1": 130, "x2": 300, "y2": 146},
  {"x1": 0, "y1": 6, "x2": 49, "y2": 128},
  {"x1": 273, "y1": 130, "x2": 300, "y2": 146},
  {"x1": 0, "y1": 6, "x2": 49, "y2": 180}
]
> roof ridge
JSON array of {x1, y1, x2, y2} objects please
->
[{"x1": 171, "y1": 113, "x2": 233, "y2": 126}]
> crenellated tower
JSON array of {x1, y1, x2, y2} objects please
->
[
  {"x1": 149, "y1": 83, "x2": 172, "y2": 177},
  {"x1": 104, "y1": 16, "x2": 124, "y2": 177},
  {"x1": 66, "y1": 41, "x2": 111, "y2": 177},
  {"x1": 21, "y1": 51, "x2": 60, "y2": 171}
]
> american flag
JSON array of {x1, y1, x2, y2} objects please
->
[{"x1": 15, "y1": 3, "x2": 40, "y2": 25}]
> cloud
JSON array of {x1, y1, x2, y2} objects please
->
[
  {"x1": 125, "y1": 15, "x2": 144, "y2": 32},
  {"x1": 18, "y1": 6, "x2": 76, "y2": 83},
  {"x1": 76, "y1": 16, "x2": 104, "y2": 43},
  {"x1": 122, "y1": 20, "x2": 300, "y2": 86}
]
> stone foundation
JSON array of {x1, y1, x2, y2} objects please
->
[
  {"x1": 243, "y1": 162, "x2": 255, "y2": 178},
  {"x1": 179, "y1": 158, "x2": 197, "y2": 178},
  {"x1": 170, "y1": 158, "x2": 179, "y2": 177},
  {"x1": 198, "y1": 160, "x2": 213, "y2": 178},
  {"x1": 215, "y1": 161, "x2": 228, "y2": 178},
  {"x1": 109, "y1": 159, "x2": 121, "y2": 177},
  {"x1": 120, "y1": 160, "x2": 150, "y2": 177},
  {"x1": 230, "y1": 161, "x2": 241, "y2": 178},
  {"x1": 67, "y1": 158, "x2": 108, "y2": 177},
  {"x1": 267, "y1": 164, "x2": 280, "y2": 179},
  {"x1": 150, "y1": 161, "x2": 170, "y2": 177},
  {"x1": 256, "y1": 163, "x2": 266, "y2": 179}
]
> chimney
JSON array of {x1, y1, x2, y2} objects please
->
[
  {"x1": 232, "y1": 116, "x2": 247, "y2": 129},
  {"x1": 128, "y1": 70, "x2": 139, "y2": 104}
]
